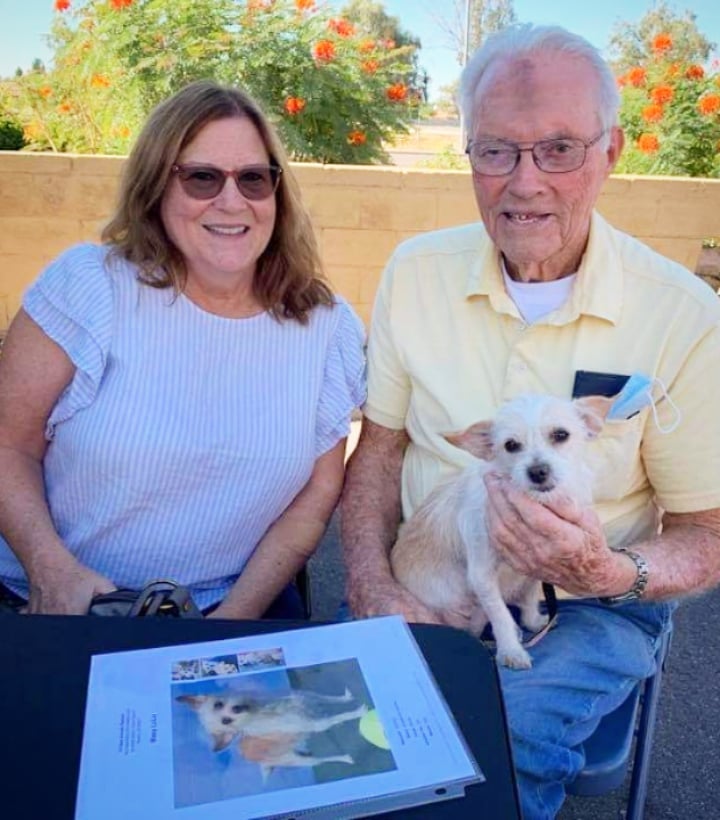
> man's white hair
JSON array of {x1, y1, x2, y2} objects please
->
[{"x1": 458, "y1": 24, "x2": 620, "y2": 136}]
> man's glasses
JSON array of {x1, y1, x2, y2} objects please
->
[
  {"x1": 465, "y1": 132, "x2": 607, "y2": 176},
  {"x1": 170, "y1": 163, "x2": 282, "y2": 201}
]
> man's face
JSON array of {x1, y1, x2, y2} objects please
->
[{"x1": 470, "y1": 52, "x2": 623, "y2": 281}]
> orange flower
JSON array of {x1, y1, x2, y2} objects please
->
[
  {"x1": 57, "y1": 101, "x2": 74, "y2": 114},
  {"x1": 38, "y1": 86, "x2": 53, "y2": 99},
  {"x1": 361, "y1": 60, "x2": 379, "y2": 74},
  {"x1": 110, "y1": 0, "x2": 133, "y2": 8},
  {"x1": 113, "y1": 125, "x2": 131, "y2": 139},
  {"x1": 295, "y1": 0, "x2": 314, "y2": 10},
  {"x1": 284, "y1": 96, "x2": 306, "y2": 115},
  {"x1": 24, "y1": 122, "x2": 42, "y2": 140},
  {"x1": 642, "y1": 103, "x2": 664, "y2": 123},
  {"x1": 650, "y1": 85, "x2": 673, "y2": 105},
  {"x1": 328, "y1": 18, "x2": 355, "y2": 38},
  {"x1": 312, "y1": 40, "x2": 335, "y2": 62},
  {"x1": 54, "y1": 0, "x2": 71, "y2": 11},
  {"x1": 698, "y1": 94, "x2": 720, "y2": 116},
  {"x1": 626, "y1": 67, "x2": 646, "y2": 88},
  {"x1": 347, "y1": 130, "x2": 367, "y2": 145},
  {"x1": 358, "y1": 38, "x2": 375, "y2": 53},
  {"x1": 685, "y1": 64, "x2": 705, "y2": 80},
  {"x1": 91, "y1": 74, "x2": 111, "y2": 88},
  {"x1": 637, "y1": 133, "x2": 660, "y2": 153},
  {"x1": 651, "y1": 33, "x2": 673, "y2": 55},
  {"x1": 386, "y1": 82, "x2": 407, "y2": 102}
]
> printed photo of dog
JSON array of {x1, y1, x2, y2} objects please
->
[
  {"x1": 236, "y1": 648, "x2": 284, "y2": 670},
  {"x1": 171, "y1": 659, "x2": 396, "y2": 808},
  {"x1": 391, "y1": 393, "x2": 610, "y2": 669},
  {"x1": 177, "y1": 687, "x2": 365, "y2": 775},
  {"x1": 200, "y1": 656, "x2": 240, "y2": 678}
]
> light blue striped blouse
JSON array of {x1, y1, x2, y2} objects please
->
[{"x1": 0, "y1": 244, "x2": 366, "y2": 609}]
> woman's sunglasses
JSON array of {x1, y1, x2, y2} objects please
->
[{"x1": 170, "y1": 163, "x2": 282, "y2": 201}]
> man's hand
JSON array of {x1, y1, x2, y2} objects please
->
[
  {"x1": 26, "y1": 558, "x2": 116, "y2": 615},
  {"x1": 483, "y1": 472, "x2": 630, "y2": 597}
]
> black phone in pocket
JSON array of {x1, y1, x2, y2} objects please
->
[{"x1": 572, "y1": 370, "x2": 630, "y2": 399}]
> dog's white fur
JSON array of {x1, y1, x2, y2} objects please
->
[
  {"x1": 391, "y1": 394, "x2": 610, "y2": 669},
  {"x1": 177, "y1": 687, "x2": 367, "y2": 776}
]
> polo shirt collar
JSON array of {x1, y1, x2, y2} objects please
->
[
  {"x1": 464, "y1": 226, "x2": 519, "y2": 316},
  {"x1": 465, "y1": 211, "x2": 623, "y2": 325},
  {"x1": 568, "y1": 211, "x2": 623, "y2": 325}
]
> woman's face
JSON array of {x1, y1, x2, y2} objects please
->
[{"x1": 161, "y1": 116, "x2": 277, "y2": 288}]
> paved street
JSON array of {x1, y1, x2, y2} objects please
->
[{"x1": 309, "y1": 512, "x2": 720, "y2": 819}]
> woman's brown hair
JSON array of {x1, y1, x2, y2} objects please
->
[{"x1": 102, "y1": 80, "x2": 333, "y2": 322}]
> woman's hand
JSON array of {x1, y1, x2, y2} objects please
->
[{"x1": 26, "y1": 558, "x2": 116, "y2": 615}]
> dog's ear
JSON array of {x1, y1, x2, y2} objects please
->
[
  {"x1": 176, "y1": 694, "x2": 206, "y2": 710},
  {"x1": 213, "y1": 730, "x2": 238, "y2": 752},
  {"x1": 444, "y1": 421, "x2": 494, "y2": 460},
  {"x1": 574, "y1": 396, "x2": 613, "y2": 438}
]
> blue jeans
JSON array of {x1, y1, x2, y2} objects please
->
[{"x1": 498, "y1": 597, "x2": 675, "y2": 819}]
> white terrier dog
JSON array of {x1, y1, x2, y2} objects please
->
[
  {"x1": 177, "y1": 687, "x2": 367, "y2": 776},
  {"x1": 391, "y1": 394, "x2": 609, "y2": 669}
]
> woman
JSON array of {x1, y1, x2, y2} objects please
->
[{"x1": 0, "y1": 81, "x2": 365, "y2": 618}]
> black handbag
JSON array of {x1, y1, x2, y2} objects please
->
[{"x1": 88, "y1": 580, "x2": 202, "y2": 618}]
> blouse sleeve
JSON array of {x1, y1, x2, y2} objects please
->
[
  {"x1": 315, "y1": 298, "x2": 367, "y2": 456},
  {"x1": 22, "y1": 244, "x2": 114, "y2": 440}
]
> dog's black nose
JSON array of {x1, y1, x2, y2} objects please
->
[
  {"x1": 221, "y1": 717, "x2": 233, "y2": 725},
  {"x1": 527, "y1": 462, "x2": 551, "y2": 485}
]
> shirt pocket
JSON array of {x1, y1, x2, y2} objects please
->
[{"x1": 587, "y1": 413, "x2": 647, "y2": 502}]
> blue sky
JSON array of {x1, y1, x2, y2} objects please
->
[{"x1": 1, "y1": 0, "x2": 719, "y2": 98}]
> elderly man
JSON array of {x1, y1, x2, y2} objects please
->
[{"x1": 340, "y1": 23, "x2": 720, "y2": 820}]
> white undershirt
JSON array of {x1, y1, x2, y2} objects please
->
[{"x1": 503, "y1": 266, "x2": 577, "y2": 324}]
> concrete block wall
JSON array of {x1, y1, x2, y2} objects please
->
[{"x1": 1, "y1": 151, "x2": 718, "y2": 330}]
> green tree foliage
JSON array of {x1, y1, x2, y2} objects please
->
[
  {"x1": 468, "y1": 0, "x2": 516, "y2": 55},
  {"x1": 615, "y1": 32, "x2": 720, "y2": 178},
  {"x1": 433, "y1": 0, "x2": 517, "y2": 65},
  {"x1": 609, "y1": 1, "x2": 715, "y2": 73},
  {"x1": 436, "y1": 79, "x2": 460, "y2": 119},
  {"x1": 0, "y1": 115, "x2": 26, "y2": 150},
  {"x1": 341, "y1": 0, "x2": 426, "y2": 100},
  {"x1": 1, "y1": 0, "x2": 417, "y2": 163}
]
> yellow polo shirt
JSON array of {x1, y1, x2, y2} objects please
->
[{"x1": 365, "y1": 212, "x2": 720, "y2": 550}]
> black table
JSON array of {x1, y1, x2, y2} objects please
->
[{"x1": 0, "y1": 615, "x2": 520, "y2": 818}]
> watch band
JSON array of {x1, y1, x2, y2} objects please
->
[{"x1": 599, "y1": 548, "x2": 649, "y2": 606}]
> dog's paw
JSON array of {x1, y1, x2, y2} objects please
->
[{"x1": 497, "y1": 645, "x2": 533, "y2": 670}]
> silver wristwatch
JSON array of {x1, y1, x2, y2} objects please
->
[{"x1": 599, "y1": 547, "x2": 649, "y2": 606}]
